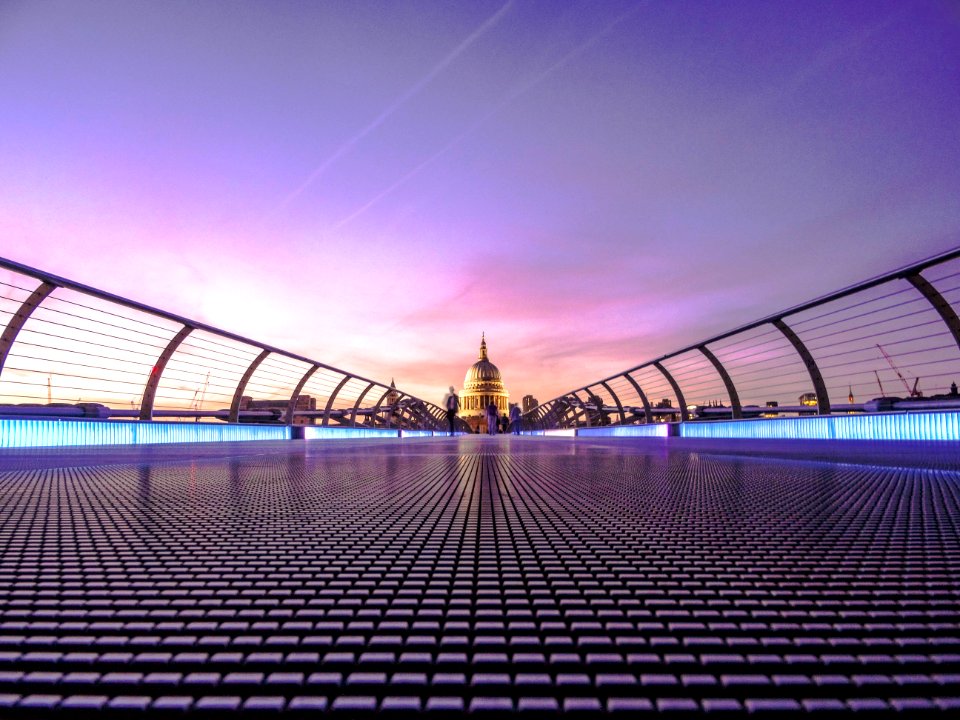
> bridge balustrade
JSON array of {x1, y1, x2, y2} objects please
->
[
  {"x1": 0, "y1": 257, "x2": 455, "y2": 431},
  {"x1": 529, "y1": 247, "x2": 960, "y2": 430}
]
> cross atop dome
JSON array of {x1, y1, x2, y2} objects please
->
[{"x1": 479, "y1": 332, "x2": 488, "y2": 361}]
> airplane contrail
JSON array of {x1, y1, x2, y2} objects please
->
[
  {"x1": 332, "y1": 3, "x2": 646, "y2": 231},
  {"x1": 278, "y1": 1, "x2": 514, "y2": 212}
]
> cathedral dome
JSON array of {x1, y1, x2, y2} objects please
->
[
  {"x1": 459, "y1": 335, "x2": 509, "y2": 424},
  {"x1": 464, "y1": 335, "x2": 504, "y2": 390}
]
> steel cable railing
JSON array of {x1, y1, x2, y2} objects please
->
[
  {"x1": 0, "y1": 256, "x2": 453, "y2": 431},
  {"x1": 530, "y1": 246, "x2": 960, "y2": 429}
]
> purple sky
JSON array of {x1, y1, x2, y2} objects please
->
[{"x1": 2, "y1": 0, "x2": 959, "y2": 405}]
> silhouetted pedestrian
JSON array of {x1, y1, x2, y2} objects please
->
[
  {"x1": 442, "y1": 386, "x2": 460, "y2": 436},
  {"x1": 510, "y1": 405, "x2": 521, "y2": 434},
  {"x1": 486, "y1": 401, "x2": 498, "y2": 435}
]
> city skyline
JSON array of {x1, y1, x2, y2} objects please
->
[{"x1": 2, "y1": 1, "x2": 959, "y2": 404}]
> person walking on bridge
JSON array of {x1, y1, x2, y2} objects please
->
[
  {"x1": 510, "y1": 404, "x2": 521, "y2": 435},
  {"x1": 442, "y1": 386, "x2": 460, "y2": 436},
  {"x1": 486, "y1": 401, "x2": 499, "y2": 435}
]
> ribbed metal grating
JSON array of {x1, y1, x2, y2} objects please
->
[{"x1": 0, "y1": 436, "x2": 957, "y2": 715}]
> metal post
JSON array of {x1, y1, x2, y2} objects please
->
[
  {"x1": 558, "y1": 399, "x2": 578, "y2": 428},
  {"x1": 907, "y1": 273, "x2": 960, "y2": 352},
  {"x1": 772, "y1": 318, "x2": 830, "y2": 415},
  {"x1": 322, "y1": 375, "x2": 352, "y2": 426},
  {"x1": 0, "y1": 282, "x2": 56, "y2": 379},
  {"x1": 286, "y1": 364, "x2": 320, "y2": 425},
  {"x1": 569, "y1": 391, "x2": 590, "y2": 427},
  {"x1": 394, "y1": 397, "x2": 415, "y2": 429},
  {"x1": 229, "y1": 349, "x2": 270, "y2": 423},
  {"x1": 600, "y1": 381, "x2": 626, "y2": 425},
  {"x1": 140, "y1": 326, "x2": 193, "y2": 421},
  {"x1": 350, "y1": 382, "x2": 376, "y2": 426},
  {"x1": 653, "y1": 361, "x2": 689, "y2": 421},
  {"x1": 407, "y1": 400, "x2": 433, "y2": 430},
  {"x1": 623, "y1": 373, "x2": 653, "y2": 424},
  {"x1": 698, "y1": 344, "x2": 742, "y2": 419}
]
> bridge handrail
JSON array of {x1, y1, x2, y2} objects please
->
[
  {"x1": 0, "y1": 256, "x2": 460, "y2": 432},
  {"x1": 529, "y1": 245, "x2": 960, "y2": 430}
]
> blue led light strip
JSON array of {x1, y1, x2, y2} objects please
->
[
  {"x1": 304, "y1": 427, "x2": 401, "y2": 440},
  {"x1": 0, "y1": 418, "x2": 290, "y2": 448},
  {"x1": 678, "y1": 411, "x2": 960, "y2": 442},
  {"x1": 576, "y1": 425, "x2": 670, "y2": 438}
]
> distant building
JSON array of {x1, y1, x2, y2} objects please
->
[
  {"x1": 459, "y1": 334, "x2": 509, "y2": 433},
  {"x1": 798, "y1": 392, "x2": 818, "y2": 415},
  {"x1": 522, "y1": 394, "x2": 538, "y2": 414},
  {"x1": 385, "y1": 379, "x2": 400, "y2": 406},
  {"x1": 383, "y1": 379, "x2": 401, "y2": 427},
  {"x1": 654, "y1": 397, "x2": 677, "y2": 423}
]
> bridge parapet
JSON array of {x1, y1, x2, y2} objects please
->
[
  {"x1": 530, "y1": 247, "x2": 960, "y2": 433},
  {"x1": 0, "y1": 257, "x2": 461, "y2": 433}
]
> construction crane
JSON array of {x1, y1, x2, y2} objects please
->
[
  {"x1": 874, "y1": 370, "x2": 885, "y2": 396},
  {"x1": 195, "y1": 372, "x2": 211, "y2": 411},
  {"x1": 876, "y1": 344, "x2": 922, "y2": 398}
]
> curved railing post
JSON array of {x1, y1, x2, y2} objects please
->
[
  {"x1": 229, "y1": 349, "x2": 270, "y2": 423},
  {"x1": 569, "y1": 391, "x2": 591, "y2": 427},
  {"x1": 531, "y1": 405, "x2": 546, "y2": 429},
  {"x1": 559, "y1": 399, "x2": 578, "y2": 428},
  {"x1": 395, "y1": 397, "x2": 416, "y2": 429},
  {"x1": 322, "y1": 375, "x2": 352, "y2": 426},
  {"x1": 623, "y1": 373, "x2": 653, "y2": 424},
  {"x1": 370, "y1": 386, "x2": 393, "y2": 427},
  {"x1": 420, "y1": 402, "x2": 442, "y2": 429},
  {"x1": 286, "y1": 364, "x2": 320, "y2": 424},
  {"x1": 907, "y1": 272, "x2": 960, "y2": 352},
  {"x1": 600, "y1": 381, "x2": 626, "y2": 425},
  {"x1": 698, "y1": 345, "x2": 742, "y2": 419},
  {"x1": 535, "y1": 404, "x2": 550, "y2": 428},
  {"x1": 140, "y1": 325, "x2": 193, "y2": 421},
  {"x1": 409, "y1": 400, "x2": 434, "y2": 430},
  {"x1": 0, "y1": 281, "x2": 56, "y2": 380},
  {"x1": 529, "y1": 404, "x2": 549, "y2": 430},
  {"x1": 350, "y1": 382, "x2": 376, "y2": 427},
  {"x1": 585, "y1": 387, "x2": 608, "y2": 426},
  {"x1": 653, "y1": 361, "x2": 689, "y2": 421},
  {"x1": 564, "y1": 393, "x2": 582, "y2": 427},
  {"x1": 546, "y1": 402, "x2": 561, "y2": 427},
  {"x1": 429, "y1": 404, "x2": 446, "y2": 426},
  {"x1": 772, "y1": 318, "x2": 830, "y2": 415},
  {"x1": 538, "y1": 404, "x2": 553, "y2": 429}
]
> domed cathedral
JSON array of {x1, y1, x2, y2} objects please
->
[{"x1": 460, "y1": 334, "x2": 509, "y2": 432}]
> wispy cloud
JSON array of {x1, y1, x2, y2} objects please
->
[
  {"x1": 332, "y1": 2, "x2": 648, "y2": 230},
  {"x1": 276, "y1": 1, "x2": 514, "y2": 212}
]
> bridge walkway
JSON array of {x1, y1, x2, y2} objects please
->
[{"x1": 0, "y1": 436, "x2": 957, "y2": 715}]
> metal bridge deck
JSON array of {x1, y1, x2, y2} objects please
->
[{"x1": 0, "y1": 436, "x2": 958, "y2": 715}]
